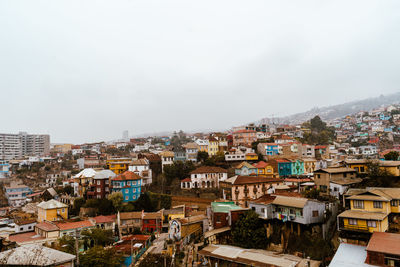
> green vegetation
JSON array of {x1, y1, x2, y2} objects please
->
[
  {"x1": 79, "y1": 246, "x2": 123, "y2": 267},
  {"x1": 122, "y1": 192, "x2": 171, "y2": 212},
  {"x1": 231, "y1": 210, "x2": 268, "y2": 249},
  {"x1": 196, "y1": 151, "x2": 209, "y2": 163},
  {"x1": 108, "y1": 192, "x2": 124, "y2": 212},
  {"x1": 81, "y1": 228, "x2": 114, "y2": 248},
  {"x1": 384, "y1": 151, "x2": 400, "y2": 161},
  {"x1": 163, "y1": 161, "x2": 195, "y2": 186},
  {"x1": 138, "y1": 254, "x2": 172, "y2": 267},
  {"x1": 286, "y1": 232, "x2": 333, "y2": 261},
  {"x1": 301, "y1": 116, "x2": 335, "y2": 145}
]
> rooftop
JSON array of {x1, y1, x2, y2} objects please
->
[
  {"x1": 190, "y1": 166, "x2": 227, "y2": 174},
  {"x1": 366, "y1": 232, "x2": 400, "y2": 256},
  {"x1": 55, "y1": 220, "x2": 94, "y2": 231},
  {"x1": 112, "y1": 171, "x2": 142, "y2": 181},
  {"x1": 0, "y1": 244, "x2": 75, "y2": 266},
  {"x1": 329, "y1": 243, "x2": 374, "y2": 267},
  {"x1": 37, "y1": 199, "x2": 68, "y2": 210},
  {"x1": 211, "y1": 202, "x2": 244, "y2": 213}
]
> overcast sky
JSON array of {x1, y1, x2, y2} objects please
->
[{"x1": 1, "y1": 0, "x2": 399, "y2": 144}]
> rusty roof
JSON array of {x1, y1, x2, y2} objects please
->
[
  {"x1": 190, "y1": 166, "x2": 227, "y2": 174},
  {"x1": 366, "y1": 232, "x2": 400, "y2": 256}
]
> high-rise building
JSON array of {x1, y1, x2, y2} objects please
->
[
  {"x1": 0, "y1": 132, "x2": 50, "y2": 160},
  {"x1": 122, "y1": 130, "x2": 129, "y2": 141}
]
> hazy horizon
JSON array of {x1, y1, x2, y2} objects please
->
[{"x1": 1, "y1": 0, "x2": 399, "y2": 143}]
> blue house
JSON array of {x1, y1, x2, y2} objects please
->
[
  {"x1": 277, "y1": 159, "x2": 291, "y2": 177},
  {"x1": 111, "y1": 171, "x2": 142, "y2": 202},
  {"x1": 379, "y1": 113, "x2": 391, "y2": 121},
  {"x1": 235, "y1": 161, "x2": 257, "y2": 176},
  {"x1": 261, "y1": 143, "x2": 279, "y2": 156}
]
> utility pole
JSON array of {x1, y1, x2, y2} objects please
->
[{"x1": 75, "y1": 228, "x2": 80, "y2": 266}]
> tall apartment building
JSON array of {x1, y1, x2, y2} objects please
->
[{"x1": 0, "y1": 132, "x2": 50, "y2": 160}]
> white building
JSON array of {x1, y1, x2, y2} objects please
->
[
  {"x1": 181, "y1": 166, "x2": 228, "y2": 189},
  {"x1": 128, "y1": 158, "x2": 152, "y2": 185},
  {"x1": 160, "y1": 151, "x2": 174, "y2": 172},
  {"x1": 0, "y1": 132, "x2": 50, "y2": 160}
]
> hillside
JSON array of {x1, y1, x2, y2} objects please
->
[{"x1": 260, "y1": 92, "x2": 400, "y2": 125}]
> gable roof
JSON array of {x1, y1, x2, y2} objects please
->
[
  {"x1": 94, "y1": 170, "x2": 116, "y2": 179},
  {"x1": 73, "y1": 168, "x2": 97, "y2": 178},
  {"x1": 190, "y1": 166, "x2": 227, "y2": 174},
  {"x1": 35, "y1": 221, "x2": 59, "y2": 232},
  {"x1": 113, "y1": 171, "x2": 142, "y2": 181},
  {"x1": 120, "y1": 211, "x2": 143, "y2": 220},
  {"x1": 236, "y1": 161, "x2": 256, "y2": 169},
  {"x1": 252, "y1": 161, "x2": 270, "y2": 169}
]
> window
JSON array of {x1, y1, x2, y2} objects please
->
[
  {"x1": 391, "y1": 200, "x2": 398, "y2": 207},
  {"x1": 97, "y1": 188, "x2": 101, "y2": 192},
  {"x1": 125, "y1": 189, "x2": 129, "y2": 193},
  {"x1": 348, "y1": 218, "x2": 357, "y2": 225},
  {"x1": 62, "y1": 208, "x2": 65, "y2": 213},
  {"x1": 125, "y1": 196, "x2": 129, "y2": 200},
  {"x1": 290, "y1": 209, "x2": 295, "y2": 215},
  {"x1": 261, "y1": 208, "x2": 265, "y2": 213},
  {"x1": 367, "y1": 220, "x2": 377, "y2": 228},
  {"x1": 20, "y1": 227, "x2": 23, "y2": 231},
  {"x1": 28, "y1": 226, "x2": 32, "y2": 229},
  {"x1": 373, "y1": 201, "x2": 383, "y2": 209},
  {"x1": 343, "y1": 173, "x2": 347, "y2": 178},
  {"x1": 97, "y1": 180, "x2": 101, "y2": 185},
  {"x1": 127, "y1": 181, "x2": 131, "y2": 186},
  {"x1": 251, "y1": 207, "x2": 255, "y2": 211},
  {"x1": 353, "y1": 200, "x2": 364, "y2": 209},
  {"x1": 312, "y1": 210, "x2": 318, "y2": 217},
  {"x1": 133, "y1": 195, "x2": 136, "y2": 200}
]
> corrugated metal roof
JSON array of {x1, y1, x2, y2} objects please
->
[
  {"x1": 37, "y1": 199, "x2": 68, "y2": 210},
  {"x1": 0, "y1": 244, "x2": 75, "y2": 265},
  {"x1": 272, "y1": 196, "x2": 308, "y2": 209},
  {"x1": 338, "y1": 210, "x2": 387, "y2": 220}
]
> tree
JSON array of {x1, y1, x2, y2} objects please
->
[
  {"x1": 384, "y1": 151, "x2": 400, "y2": 161},
  {"x1": 79, "y1": 246, "x2": 123, "y2": 267},
  {"x1": 70, "y1": 197, "x2": 86, "y2": 216},
  {"x1": 138, "y1": 254, "x2": 172, "y2": 267},
  {"x1": 84, "y1": 198, "x2": 115, "y2": 215},
  {"x1": 231, "y1": 210, "x2": 268, "y2": 249},
  {"x1": 163, "y1": 161, "x2": 195, "y2": 185},
  {"x1": 108, "y1": 192, "x2": 123, "y2": 212},
  {"x1": 58, "y1": 235, "x2": 75, "y2": 254},
  {"x1": 197, "y1": 151, "x2": 209, "y2": 163},
  {"x1": 81, "y1": 228, "x2": 114, "y2": 247}
]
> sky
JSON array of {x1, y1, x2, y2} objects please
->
[{"x1": 0, "y1": 0, "x2": 399, "y2": 144}]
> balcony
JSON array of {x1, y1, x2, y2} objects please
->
[{"x1": 339, "y1": 224, "x2": 370, "y2": 232}]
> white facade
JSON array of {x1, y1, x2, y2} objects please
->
[
  {"x1": 0, "y1": 132, "x2": 50, "y2": 160},
  {"x1": 188, "y1": 172, "x2": 227, "y2": 189},
  {"x1": 14, "y1": 222, "x2": 37, "y2": 233},
  {"x1": 128, "y1": 159, "x2": 152, "y2": 185}
]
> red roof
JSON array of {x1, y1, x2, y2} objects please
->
[
  {"x1": 275, "y1": 159, "x2": 290, "y2": 163},
  {"x1": 181, "y1": 178, "x2": 191, "y2": 182},
  {"x1": 233, "y1": 176, "x2": 281, "y2": 185},
  {"x1": 56, "y1": 220, "x2": 94, "y2": 231},
  {"x1": 284, "y1": 178, "x2": 312, "y2": 183},
  {"x1": 113, "y1": 171, "x2": 142, "y2": 181},
  {"x1": 8, "y1": 232, "x2": 45, "y2": 243},
  {"x1": 315, "y1": 145, "x2": 327, "y2": 149},
  {"x1": 91, "y1": 215, "x2": 116, "y2": 224},
  {"x1": 367, "y1": 232, "x2": 400, "y2": 256},
  {"x1": 190, "y1": 166, "x2": 227, "y2": 174},
  {"x1": 36, "y1": 221, "x2": 59, "y2": 232},
  {"x1": 253, "y1": 161, "x2": 269, "y2": 168}
]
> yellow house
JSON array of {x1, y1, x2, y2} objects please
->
[
  {"x1": 252, "y1": 161, "x2": 274, "y2": 177},
  {"x1": 208, "y1": 137, "x2": 219, "y2": 156},
  {"x1": 106, "y1": 158, "x2": 132, "y2": 174},
  {"x1": 303, "y1": 158, "x2": 317, "y2": 174},
  {"x1": 338, "y1": 188, "x2": 400, "y2": 233},
  {"x1": 37, "y1": 199, "x2": 68, "y2": 223},
  {"x1": 379, "y1": 161, "x2": 400, "y2": 176},
  {"x1": 245, "y1": 153, "x2": 258, "y2": 161},
  {"x1": 344, "y1": 159, "x2": 369, "y2": 174}
]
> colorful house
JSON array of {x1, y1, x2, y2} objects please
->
[
  {"x1": 235, "y1": 162, "x2": 257, "y2": 176},
  {"x1": 252, "y1": 161, "x2": 274, "y2": 177},
  {"x1": 290, "y1": 160, "x2": 304, "y2": 176},
  {"x1": 106, "y1": 158, "x2": 133, "y2": 175},
  {"x1": 142, "y1": 211, "x2": 163, "y2": 233},
  {"x1": 245, "y1": 153, "x2": 258, "y2": 161},
  {"x1": 37, "y1": 199, "x2": 68, "y2": 223},
  {"x1": 277, "y1": 159, "x2": 291, "y2": 177},
  {"x1": 338, "y1": 188, "x2": 400, "y2": 234},
  {"x1": 208, "y1": 136, "x2": 219, "y2": 156},
  {"x1": 257, "y1": 143, "x2": 279, "y2": 157},
  {"x1": 111, "y1": 171, "x2": 142, "y2": 202}
]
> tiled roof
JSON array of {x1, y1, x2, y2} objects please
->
[
  {"x1": 181, "y1": 178, "x2": 191, "y2": 182},
  {"x1": 231, "y1": 176, "x2": 281, "y2": 185},
  {"x1": 35, "y1": 221, "x2": 59, "y2": 232},
  {"x1": 8, "y1": 232, "x2": 46, "y2": 244},
  {"x1": 366, "y1": 232, "x2": 400, "y2": 256},
  {"x1": 253, "y1": 161, "x2": 269, "y2": 168},
  {"x1": 190, "y1": 166, "x2": 227, "y2": 174},
  {"x1": 143, "y1": 212, "x2": 162, "y2": 220},
  {"x1": 56, "y1": 220, "x2": 94, "y2": 231},
  {"x1": 120, "y1": 212, "x2": 143, "y2": 220},
  {"x1": 113, "y1": 171, "x2": 142, "y2": 181},
  {"x1": 236, "y1": 162, "x2": 255, "y2": 169},
  {"x1": 90, "y1": 215, "x2": 116, "y2": 224}
]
